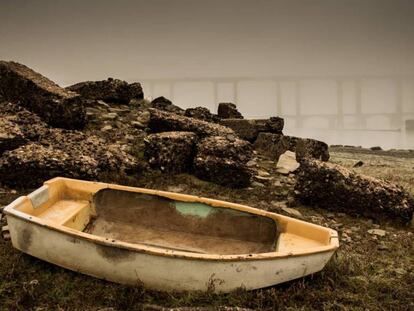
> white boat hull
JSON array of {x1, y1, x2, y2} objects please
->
[{"x1": 7, "y1": 214, "x2": 335, "y2": 292}]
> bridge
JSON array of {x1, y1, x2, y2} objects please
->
[{"x1": 140, "y1": 75, "x2": 414, "y2": 133}]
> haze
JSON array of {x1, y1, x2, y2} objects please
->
[{"x1": 1, "y1": 0, "x2": 413, "y2": 148}]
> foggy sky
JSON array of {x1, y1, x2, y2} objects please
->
[{"x1": 1, "y1": 0, "x2": 414, "y2": 85}]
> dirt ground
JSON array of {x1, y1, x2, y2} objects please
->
[{"x1": 0, "y1": 147, "x2": 413, "y2": 311}]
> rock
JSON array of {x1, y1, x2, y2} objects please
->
[
  {"x1": 0, "y1": 61, "x2": 86, "y2": 129},
  {"x1": 150, "y1": 96, "x2": 184, "y2": 114},
  {"x1": 276, "y1": 151, "x2": 300, "y2": 174},
  {"x1": 257, "y1": 169, "x2": 270, "y2": 177},
  {"x1": 67, "y1": 78, "x2": 143, "y2": 104},
  {"x1": 184, "y1": 107, "x2": 219, "y2": 123},
  {"x1": 217, "y1": 103, "x2": 243, "y2": 119},
  {"x1": 0, "y1": 118, "x2": 27, "y2": 155},
  {"x1": 193, "y1": 136, "x2": 253, "y2": 188},
  {"x1": 368, "y1": 229, "x2": 386, "y2": 237},
  {"x1": 281, "y1": 206, "x2": 302, "y2": 217},
  {"x1": 220, "y1": 118, "x2": 284, "y2": 142},
  {"x1": 148, "y1": 108, "x2": 235, "y2": 138},
  {"x1": 246, "y1": 159, "x2": 257, "y2": 167},
  {"x1": 101, "y1": 125, "x2": 113, "y2": 131},
  {"x1": 144, "y1": 131, "x2": 197, "y2": 173},
  {"x1": 353, "y1": 160, "x2": 364, "y2": 167},
  {"x1": 251, "y1": 181, "x2": 265, "y2": 188},
  {"x1": 370, "y1": 146, "x2": 382, "y2": 151},
  {"x1": 101, "y1": 112, "x2": 118, "y2": 120},
  {"x1": 295, "y1": 159, "x2": 414, "y2": 223},
  {"x1": 254, "y1": 133, "x2": 329, "y2": 161},
  {"x1": 0, "y1": 143, "x2": 99, "y2": 187},
  {"x1": 0, "y1": 102, "x2": 49, "y2": 140}
]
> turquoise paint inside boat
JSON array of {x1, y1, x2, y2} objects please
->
[{"x1": 174, "y1": 202, "x2": 216, "y2": 218}]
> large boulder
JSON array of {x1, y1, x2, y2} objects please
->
[
  {"x1": 0, "y1": 118, "x2": 27, "y2": 155},
  {"x1": 220, "y1": 117, "x2": 284, "y2": 142},
  {"x1": 184, "y1": 107, "x2": 219, "y2": 123},
  {"x1": 194, "y1": 136, "x2": 253, "y2": 188},
  {"x1": 148, "y1": 108, "x2": 235, "y2": 138},
  {"x1": 0, "y1": 143, "x2": 99, "y2": 187},
  {"x1": 144, "y1": 131, "x2": 197, "y2": 173},
  {"x1": 67, "y1": 78, "x2": 143, "y2": 104},
  {"x1": 150, "y1": 96, "x2": 184, "y2": 115},
  {"x1": 0, "y1": 61, "x2": 86, "y2": 129},
  {"x1": 217, "y1": 103, "x2": 243, "y2": 119},
  {"x1": 295, "y1": 159, "x2": 414, "y2": 223},
  {"x1": 254, "y1": 133, "x2": 329, "y2": 161}
]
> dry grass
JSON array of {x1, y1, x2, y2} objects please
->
[{"x1": 0, "y1": 149, "x2": 413, "y2": 310}]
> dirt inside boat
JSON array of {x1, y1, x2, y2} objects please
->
[
  {"x1": 11, "y1": 179, "x2": 334, "y2": 258},
  {"x1": 85, "y1": 189, "x2": 278, "y2": 255}
]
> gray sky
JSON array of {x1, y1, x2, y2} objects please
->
[{"x1": 1, "y1": 0, "x2": 414, "y2": 85}]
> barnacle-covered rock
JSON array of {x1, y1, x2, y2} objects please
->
[
  {"x1": 0, "y1": 61, "x2": 86, "y2": 129},
  {"x1": 295, "y1": 159, "x2": 414, "y2": 222},
  {"x1": 194, "y1": 136, "x2": 253, "y2": 188},
  {"x1": 67, "y1": 78, "x2": 143, "y2": 104},
  {"x1": 184, "y1": 107, "x2": 219, "y2": 123},
  {"x1": 254, "y1": 133, "x2": 329, "y2": 161},
  {"x1": 220, "y1": 117, "x2": 284, "y2": 142},
  {"x1": 148, "y1": 108, "x2": 234, "y2": 138},
  {"x1": 217, "y1": 103, "x2": 243, "y2": 119},
  {"x1": 144, "y1": 131, "x2": 197, "y2": 173}
]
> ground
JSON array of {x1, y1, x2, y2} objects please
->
[{"x1": 0, "y1": 148, "x2": 413, "y2": 311}]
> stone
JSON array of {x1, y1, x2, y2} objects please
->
[
  {"x1": 0, "y1": 61, "x2": 86, "y2": 129},
  {"x1": 295, "y1": 159, "x2": 414, "y2": 223},
  {"x1": 193, "y1": 136, "x2": 253, "y2": 188},
  {"x1": 67, "y1": 78, "x2": 143, "y2": 104},
  {"x1": 101, "y1": 125, "x2": 113, "y2": 131},
  {"x1": 353, "y1": 160, "x2": 364, "y2": 167},
  {"x1": 184, "y1": 107, "x2": 219, "y2": 123},
  {"x1": 370, "y1": 146, "x2": 382, "y2": 151},
  {"x1": 0, "y1": 118, "x2": 27, "y2": 155},
  {"x1": 254, "y1": 133, "x2": 329, "y2": 161},
  {"x1": 251, "y1": 181, "x2": 265, "y2": 188},
  {"x1": 217, "y1": 103, "x2": 243, "y2": 119},
  {"x1": 368, "y1": 229, "x2": 386, "y2": 237},
  {"x1": 220, "y1": 118, "x2": 284, "y2": 142},
  {"x1": 276, "y1": 151, "x2": 300, "y2": 174},
  {"x1": 150, "y1": 96, "x2": 184, "y2": 114},
  {"x1": 144, "y1": 131, "x2": 197, "y2": 173},
  {"x1": 148, "y1": 108, "x2": 235, "y2": 138},
  {"x1": 0, "y1": 143, "x2": 99, "y2": 187},
  {"x1": 281, "y1": 207, "x2": 302, "y2": 217}
]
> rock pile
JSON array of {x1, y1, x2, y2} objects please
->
[
  {"x1": 295, "y1": 159, "x2": 414, "y2": 222},
  {"x1": 144, "y1": 132, "x2": 197, "y2": 173},
  {"x1": 0, "y1": 61, "x2": 86, "y2": 129},
  {"x1": 194, "y1": 136, "x2": 253, "y2": 188},
  {"x1": 67, "y1": 78, "x2": 143, "y2": 104},
  {"x1": 217, "y1": 103, "x2": 243, "y2": 119},
  {"x1": 0, "y1": 102, "x2": 138, "y2": 187},
  {"x1": 220, "y1": 117, "x2": 284, "y2": 142},
  {"x1": 254, "y1": 133, "x2": 329, "y2": 161},
  {"x1": 148, "y1": 108, "x2": 235, "y2": 138}
]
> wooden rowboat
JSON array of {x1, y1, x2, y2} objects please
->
[{"x1": 4, "y1": 177, "x2": 339, "y2": 292}]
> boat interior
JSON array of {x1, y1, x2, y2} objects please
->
[{"x1": 10, "y1": 178, "x2": 335, "y2": 255}]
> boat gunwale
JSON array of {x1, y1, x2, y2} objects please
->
[{"x1": 4, "y1": 177, "x2": 339, "y2": 262}]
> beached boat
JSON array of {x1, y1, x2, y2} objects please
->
[{"x1": 4, "y1": 177, "x2": 339, "y2": 292}]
